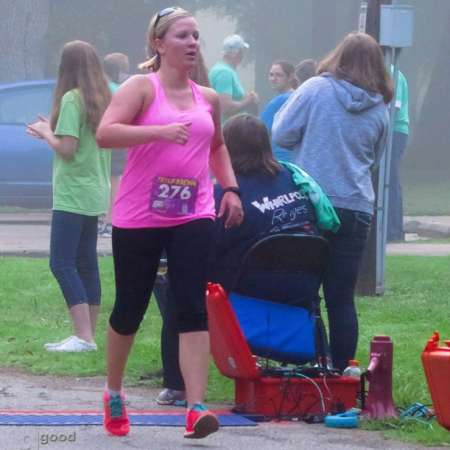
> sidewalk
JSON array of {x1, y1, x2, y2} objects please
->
[
  {"x1": 1, "y1": 212, "x2": 449, "y2": 257},
  {"x1": 404, "y1": 216, "x2": 450, "y2": 239},
  {"x1": 0, "y1": 212, "x2": 111, "y2": 257}
]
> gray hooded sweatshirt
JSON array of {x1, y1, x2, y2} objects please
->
[{"x1": 272, "y1": 73, "x2": 389, "y2": 215}]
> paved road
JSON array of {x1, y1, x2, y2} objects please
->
[{"x1": 0, "y1": 370, "x2": 441, "y2": 450}]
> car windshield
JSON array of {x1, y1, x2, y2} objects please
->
[{"x1": 0, "y1": 85, "x2": 53, "y2": 124}]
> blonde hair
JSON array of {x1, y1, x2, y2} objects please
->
[{"x1": 139, "y1": 7, "x2": 192, "y2": 72}]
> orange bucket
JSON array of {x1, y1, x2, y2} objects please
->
[{"x1": 421, "y1": 332, "x2": 450, "y2": 430}]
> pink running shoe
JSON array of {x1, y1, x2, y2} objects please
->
[
  {"x1": 103, "y1": 390, "x2": 130, "y2": 436},
  {"x1": 184, "y1": 404, "x2": 219, "y2": 439}
]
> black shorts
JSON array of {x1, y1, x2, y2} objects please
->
[{"x1": 109, "y1": 218, "x2": 214, "y2": 335}]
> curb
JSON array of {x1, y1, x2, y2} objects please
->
[
  {"x1": 0, "y1": 214, "x2": 51, "y2": 225},
  {"x1": 404, "y1": 220, "x2": 450, "y2": 239}
]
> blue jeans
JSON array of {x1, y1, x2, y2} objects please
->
[
  {"x1": 49, "y1": 210, "x2": 101, "y2": 307},
  {"x1": 323, "y1": 208, "x2": 372, "y2": 371}
]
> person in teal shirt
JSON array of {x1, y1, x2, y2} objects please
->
[
  {"x1": 209, "y1": 34, "x2": 258, "y2": 122},
  {"x1": 387, "y1": 69, "x2": 409, "y2": 241}
]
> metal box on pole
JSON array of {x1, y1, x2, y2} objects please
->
[{"x1": 380, "y1": 5, "x2": 414, "y2": 48}]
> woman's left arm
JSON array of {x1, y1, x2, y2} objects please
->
[{"x1": 202, "y1": 87, "x2": 244, "y2": 229}]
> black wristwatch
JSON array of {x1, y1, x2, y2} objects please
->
[{"x1": 222, "y1": 186, "x2": 241, "y2": 198}]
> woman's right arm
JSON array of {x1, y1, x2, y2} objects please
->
[{"x1": 96, "y1": 75, "x2": 190, "y2": 148}]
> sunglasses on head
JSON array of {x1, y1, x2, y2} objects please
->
[{"x1": 155, "y1": 6, "x2": 178, "y2": 28}]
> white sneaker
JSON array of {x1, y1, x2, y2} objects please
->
[
  {"x1": 44, "y1": 336, "x2": 74, "y2": 349},
  {"x1": 44, "y1": 335, "x2": 97, "y2": 352}
]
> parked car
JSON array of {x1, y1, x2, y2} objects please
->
[{"x1": 0, "y1": 80, "x2": 55, "y2": 208}]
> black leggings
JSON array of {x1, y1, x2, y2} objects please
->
[{"x1": 109, "y1": 219, "x2": 214, "y2": 336}]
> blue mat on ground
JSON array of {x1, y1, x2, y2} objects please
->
[{"x1": 0, "y1": 410, "x2": 257, "y2": 427}]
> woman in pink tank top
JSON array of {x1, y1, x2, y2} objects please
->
[{"x1": 96, "y1": 7, "x2": 243, "y2": 440}]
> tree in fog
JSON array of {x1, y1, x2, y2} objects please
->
[
  {"x1": 0, "y1": 0, "x2": 50, "y2": 82},
  {"x1": 405, "y1": 1, "x2": 450, "y2": 171}
]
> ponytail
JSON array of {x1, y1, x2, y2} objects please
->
[{"x1": 138, "y1": 54, "x2": 160, "y2": 72}]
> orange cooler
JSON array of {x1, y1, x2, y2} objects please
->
[{"x1": 421, "y1": 332, "x2": 450, "y2": 430}]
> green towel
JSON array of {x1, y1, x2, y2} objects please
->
[{"x1": 280, "y1": 161, "x2": 340, "y2": 233}]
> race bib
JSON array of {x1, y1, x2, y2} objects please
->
[{"x1": 150, "y1": 176, "x2": 198, "y2": 217}]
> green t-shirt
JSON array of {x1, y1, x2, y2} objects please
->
[
  {"x1": 53, "y1": 89, "x2": 111, "y2": 215},
  {"x1": 209, "y1": 61, "x2": 245, "y2": 101},
  {"x1": 393, "y1": 70, "x2": 409, "y2": 135}
]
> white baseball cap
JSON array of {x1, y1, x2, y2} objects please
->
[{"x1": 223, "y1": 34, "x2": 250, "y2": 53}]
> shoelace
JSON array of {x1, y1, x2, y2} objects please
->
[{"x1": 109, "y1": 396, "x2": 124, "y2": 418}]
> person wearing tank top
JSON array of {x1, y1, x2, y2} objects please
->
[{"x1": 96, "y1": 7, "x2": 243, "y2": 439}]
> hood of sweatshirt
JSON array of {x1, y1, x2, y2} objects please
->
[{"x1": 321, "y1": 72, "x2": 384, "y2": 112}]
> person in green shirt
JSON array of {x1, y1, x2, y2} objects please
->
[
  {"x1": 27, "y1": 40, "x2": 111, "y2": 352},
  {"x1": 387, "y1": 69, "x2": 409, "y2": 241},
  {"x1": 208, "y1": 34, "x2": 259, "y2": 121}
]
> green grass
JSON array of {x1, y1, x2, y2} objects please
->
[
  {"x1": 0, "y1": 257, "x2": 234, "y2": 400},
  {"x1": 403, "y1": 169, "x2": 450, "y2": 216},
  {"x1": 364, "y1": 418, "x2": 450, "y2": 447},
  {"x1": 354, "y1": 256, "x2": 450, "y2": 446},
  {"x1": 1, "y1": 256, "x2": 449, "y2": 445}
]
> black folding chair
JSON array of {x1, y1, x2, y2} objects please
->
[{"x1": 231, "y1": 233, "x2": 332, "y2": 371}]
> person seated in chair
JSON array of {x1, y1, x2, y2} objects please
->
[
  {"x1": 210, "y1": 114, "x2": 323, "y2": 305},
  {"x1": 156, "y1": 115, "x2": 338, "y2": 405}
]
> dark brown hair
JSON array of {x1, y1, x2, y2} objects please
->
[
  {"x1": 272, "y1": 60, "x2": 297, "y2": 89},
  {"x1": 51, "y1": 40, "x2": 111, "y2": 132},
  {"x1": 223, "y1": 115, "x2": 281, "y2": 177},
  {"x1": 318, "y1": 32, "x2": 393, "y2": 103},
  {"x1": 295, "y1": 59, "x2": 317, "y2": 85}
]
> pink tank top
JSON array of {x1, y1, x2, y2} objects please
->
[{"x1": 113, "y1": 73, "x2": 216, "y2": 228}]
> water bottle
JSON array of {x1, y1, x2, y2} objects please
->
[{"x1": 343, "y1": 359, "x2": 362, "y2": 378}]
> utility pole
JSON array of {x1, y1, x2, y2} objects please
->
[{"x1": 355, "y1": 0, "x2": 392, "y2": 296}]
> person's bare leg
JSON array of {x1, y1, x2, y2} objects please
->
[
  {"x1": 179, "y1": 331, "x2": 210, "y2": 404},
  {"x1": 89, "y1": 305, "x2": 100, "y2": 337},
  {"x1": 69, "y1": 303, "x2": 93, "y2": 342},
  {"x1": 106, "y1": 325, "x2": 135, "y2": 391}
]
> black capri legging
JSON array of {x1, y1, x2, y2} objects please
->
[{"x1": 110, "y1": 219, "x2": 214, "y2": 336}]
